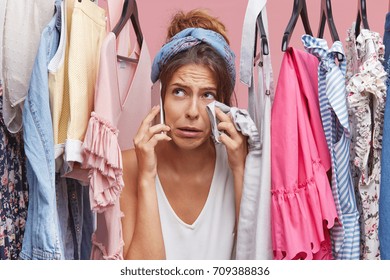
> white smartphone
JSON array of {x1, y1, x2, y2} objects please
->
[{"x1": 151, "y1": 80, "x2": 164, "y2": 125}]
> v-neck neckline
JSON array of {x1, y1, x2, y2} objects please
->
[
  {"x1": 113, "y1": 32, "x2": 140, "y2": 110},
  {"x1": 156, "y1": 146, "x2": 219, "y2": 229}
]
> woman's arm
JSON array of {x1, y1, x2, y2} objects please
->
[
  {"x1": 121, "y1": 149, "x2": 165, "y2": 259},
  {"x1": 121, "y1": 106, "x2": 171, "y2": 259}
]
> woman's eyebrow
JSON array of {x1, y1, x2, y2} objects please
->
[
  {"x1": 170, "y1": 82, "x2": 188, "y2": 88},
  {"x1": 201, "y1": 86, "x2": 217, "y2": 91},
  {"x1": 170, "y1": 82, "x2": 217, "y2": 91}
]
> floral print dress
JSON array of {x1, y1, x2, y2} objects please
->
[
  {"x1": 0, "y1": 84, "x2": 29, "y2": 259},
  {"x1": 345, "y1": 26, "x2": 387, "y2": 260}
]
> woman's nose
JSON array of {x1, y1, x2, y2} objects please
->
[{"x1": 185, "y1": 98, "x2": 200, "y2": 120}]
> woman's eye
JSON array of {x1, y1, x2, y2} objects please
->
[
  {"x1": 203, "y1": 92, "x2": 216, "y2": 100},
  {"x1": 173, "y1": 89, "x2": 185, "y2": 97}
]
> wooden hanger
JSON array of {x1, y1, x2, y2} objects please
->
[
  {"x1": 254, "y1": 11, "x2": 269, "y2": 56},
  {"x1": 281, "y1": 0, "x2": 313, "y2": 51},
  {"x1": 317, "y1": 0, "x2": 339, "y2": 42},
  {"x1": 113, "y1": 0, "x2": 143, "y2": 63},
  {"x1": 355, "y1": 0, "x2": 369, "y2": 37}
]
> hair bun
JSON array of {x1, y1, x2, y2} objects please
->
[{"x1": 167, "y1": 9, "x2": 229, "y2": 44}]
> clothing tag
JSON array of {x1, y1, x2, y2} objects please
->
[{"x1": 119, "y1": 60, "x2": 127, "y2": 69}]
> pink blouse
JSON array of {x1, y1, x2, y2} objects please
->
[
  {"x1": 82, "y1": 31, "x2": 151, "y2": 259},
  {"x1": 271, "y1": 47, "x2": 338, "y2": 260}
]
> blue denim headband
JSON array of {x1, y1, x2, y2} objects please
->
[{"x1": 151, "y1": 27, "x2": 236, "y2": 87}]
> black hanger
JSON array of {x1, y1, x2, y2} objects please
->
[
  {"x1": 281, "y1": 0, "x2": 313, "y2": 51},
  {"x1": 113, "y1": 0, "x2": 143, "y2": 63},
  {"x1": 355, "y1": 0, "x2": 369, "y2": 37},
  {"x1": 317, "y1": 0, "x2": 343, "y2": 61},
  {"x1": 254, "y1": 12, "x2": 269, "y2": 56},
  {"x1": 317, "y1": 0, "x2": 339, "y2": 41}
]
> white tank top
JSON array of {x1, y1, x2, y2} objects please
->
[{"x1": 156, "y1": 144, "x2": 236, "y2": 259}]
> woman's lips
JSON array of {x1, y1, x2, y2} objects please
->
[{"x1": 175, "y1": 127, "x2": 203, "y2": 138}]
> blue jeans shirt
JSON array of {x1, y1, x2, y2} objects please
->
[
  {"x1": 20, "y1": 2, "x2": 62, "y2": 260},
  {"x1": 56, "y1": 175, "x2": 93, "y2": 259}
]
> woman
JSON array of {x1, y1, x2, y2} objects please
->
[{"x1": 120, "y1": 9, "x2": 248, "y2": 260}]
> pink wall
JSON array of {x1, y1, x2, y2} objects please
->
[{"x1": 137, "y1": 0, "x2": 389, "y2": 108}]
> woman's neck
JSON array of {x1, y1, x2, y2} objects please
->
[{"x1": 157, "y1": 139, "x2": 216, "y2": 174}]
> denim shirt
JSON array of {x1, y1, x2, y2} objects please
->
[{"x1": 20, "y1": 2, "x2": 63, "y2": 260}]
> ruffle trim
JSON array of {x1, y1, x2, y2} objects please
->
[
  {"x1": 345, "y1": 24, "x2": 360, "y2": 80},
  {"x1": 345, "y1": 25, "x2": 385, "y2": 80},
  {"x1": 346, "y1": 57, "x2": 387, "y2": 175},
  {"x1": 355, "y1": 29, "x2": 385, "y2": 63},
  {"x1": 90, "y1": 233, "x2": 124, "y2": 260},
  {"x1": 271, "y1": 160, "x2": 338, "y2": 260},
  {"x1": 83, "y1": 112, "x2": 124, "y2": 212}
]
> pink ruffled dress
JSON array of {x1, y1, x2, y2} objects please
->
[
  {"x1": 82, "y1": 30, "x2": 151, "y2": 259},
  {"x1": 271, "y1": 47, "x2": 338, "y2": 260}
]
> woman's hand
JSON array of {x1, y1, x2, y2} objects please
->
[
  {"x1": 215, "y1": 107, "x2": 248, "y2": 173},
  {"x1": 133, "y1": 105, "x2": 171, "y2": 178}
]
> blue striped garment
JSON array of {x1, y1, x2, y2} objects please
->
[{"x1": 302, "y1": 35, "x2": 360, "y2": 260}]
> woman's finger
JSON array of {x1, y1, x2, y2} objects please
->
[
  {"x1": 147, "y1": 132, "x2": 172, "y2": 147},
  {"x1": 215, "y1": 107, "x2": 231, "y2": 122},
  {"x1": 136, "y1": 132, "x2": 172, "y2": 151},
  {"x1": 139, "y1": 105, "x2": 161, "y2": 130},
  {"x1": 142, "y1": 123, "x2": 171, "y2": 143},
  {"x1": 215, "y1": 107, "x2": 237, "y2": 136},
  {"x1": 218, "y1": 132, "x2": 237, "y2": 150},
  {"x1": 134, "y1": 105, "x2": 162, "y2": 144},
  {"x1": 217, "y1": 121, "x2": 238, "y2": 138}
]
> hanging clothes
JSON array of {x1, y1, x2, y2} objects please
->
[
  {"x1": 2, "y1": 0, "x2": 54, "y2": 133},
  {"x1": 0, "y1": 0, "x2": 5, "y2": 87},
  {"x1": 345, "y1": 26, "x2": 387, "y2": 260},
  {"x1": 49, "y1": 0, "x2": 71, "y2": 169},
  {"x1": 82, "y1": 28, "x2": 152, "y2": 260},
  {"x1": 55, "y1": 175, "x2": 93, "y2": 260},
  {"x1": 49, "y1": 0, "x2": 106, "y2": 181},
  {"x1": 236, "y1": 0, "x2": 273, "y2": 260},
  {"x1": 206, "y1": 101, "x2": 261, "y2": 260},
  {"x1": 45, "y1": 0, "x2": 94, "y2": 260},
  {"x1": 302, "y1": 35, "x2": 360, "y2": 260},
  {"x1": 271, "y1": 47, "x2": 338, "y2": 260},
  {"x1": 379, "y1": 11, "x2": 390, "y2": 261},
  {"x1": 82, "y1": 33, "x2": 151, "y2": 212},
  {"x1": 0, "y1": 86, "x2": 29, "y2": 260},
  {"x1": 98, "y1": 0, "x2": 132, "y2": 76},
  {"x1": 20, "y1": 1, "x2": 62, "y2": 260}
]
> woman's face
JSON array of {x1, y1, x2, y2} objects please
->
[{"x1": 164, "y1": 63, "x2": 217, "y2": 150}]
